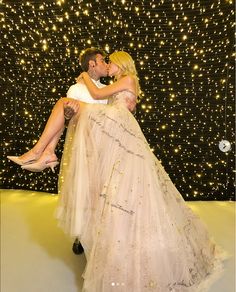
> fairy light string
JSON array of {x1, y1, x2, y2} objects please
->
[{"x1": 1, "y1": 0, "x2": 235, "y2": 200}]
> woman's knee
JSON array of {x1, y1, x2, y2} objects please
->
[
  {"x1": 60, "y1": 97, "x2": 70, "y2": 103},
  {"x1": 57, "y1": 97, "x2": 74, "y2": 107}
]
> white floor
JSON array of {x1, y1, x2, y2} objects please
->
[{"x1": 1, "y1": 189, "x2": 235, "y2": 292}]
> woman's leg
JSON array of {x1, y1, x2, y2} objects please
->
[
  {"x1": 16, "y1": 98, "x2": 79, "y2": 163},
  {"x1": 20, "y1": 128, "x2": 64, "y2": 172},
  {"x1": 42, "y1": 128, "x2": 64, "y2": 156},
  {"x1": 32, "y1": 127, "x2": 64, "y2": 163}
]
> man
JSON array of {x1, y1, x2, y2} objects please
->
[
  {"x1": 64, "y1": 48, "x2": 136, "y2": 255},
  {"x1": 64, "y1": 48, "x2": 108, "y2": 120},
  {"x1": 63, "y1": 47, "x2": 109, "y2": 255}
]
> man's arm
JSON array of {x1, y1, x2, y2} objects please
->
[{"x1": 64, "y1": 84, "x2": 81, "y2": 120}]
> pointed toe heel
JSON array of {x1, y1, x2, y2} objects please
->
[
  {"x1": 7, "y1": 152, "x2": 39, "y2": 166},
  {"x1": 7, "y1": 156, "x2": 24, "y2": 166}
]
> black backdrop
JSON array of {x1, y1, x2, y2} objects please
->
[{"x1": 1, "y1": 0, "x2": 235, "y2": 200}]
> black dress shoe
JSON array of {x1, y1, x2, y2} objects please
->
[{"x1": 72, "y1": 238, "x2": 84, "y2": 255}]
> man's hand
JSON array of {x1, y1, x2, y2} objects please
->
[{"x1": 64, "y1": 100, "x2": 80, "y2": 120}]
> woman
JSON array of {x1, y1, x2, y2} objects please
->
[
  {"x1": 56, "y1": 51, "x2": 225, "y2": 291},
  {"x1": 7, "y1": 97, "x2": 80, "y2": 171},
  {"x1": 7, "y1": 53, "x2": 135, "y2": 172},
  {"x1": 7, "y1": 47, "x2": 112, "y2": 172}
]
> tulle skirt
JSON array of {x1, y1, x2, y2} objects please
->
[{"x1": 56, "y1": 102, "x2": 226, "y2": 291}]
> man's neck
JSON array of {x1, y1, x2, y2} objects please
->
[{"x1": 87, "y1": 69, "x2": 100, "y2": 81}]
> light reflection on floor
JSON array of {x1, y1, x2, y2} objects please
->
[{"x1": 1, "y1": 189, "x2": 235, "y2": 292}]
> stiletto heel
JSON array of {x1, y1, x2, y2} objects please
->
[{"x1": 48, "y1": 161, "x2": 60, "y2": 173}]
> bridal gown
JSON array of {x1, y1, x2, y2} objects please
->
[{"x1": 56, "y1": 90, "x2": 225, "y2": 292}]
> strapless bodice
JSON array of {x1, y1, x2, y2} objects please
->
[{"x1": 109, "y1": 90, "x2": 137, "y2": 109}]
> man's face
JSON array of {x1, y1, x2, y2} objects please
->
[{"x1": 93, "y1": 54, "x2": 108, "y2": 77}]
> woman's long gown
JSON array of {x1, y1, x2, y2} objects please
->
[{"x1": 56, "y1": 91, "x2": 225, "y2": 292}]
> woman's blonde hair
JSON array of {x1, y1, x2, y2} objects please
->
[{"x1": 109, "y1": 51, "x2": 141, "y2": 96}]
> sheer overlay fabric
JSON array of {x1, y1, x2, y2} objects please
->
[{"x1": 56, "y1": 91, "x2": 226, "y2": 292}]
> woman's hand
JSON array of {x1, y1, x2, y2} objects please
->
[{"x1": 76, "y1": 72, "x2": 87, "y2": 83}]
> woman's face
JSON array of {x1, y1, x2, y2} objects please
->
[{"x1": 108, "y1": 61, "x2": 120, "y2": 77}]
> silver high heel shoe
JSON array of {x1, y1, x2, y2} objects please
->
[
  {"x1": 21, "y1": 160, "x2": 59, "y2": 173},
  {"x1": 7, "y1": 154, "x2": 39, "y2": 166},
  {"x1": 21, "y1": 152, "x2": 59, "y2": 173}
]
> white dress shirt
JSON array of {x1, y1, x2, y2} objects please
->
[{"x1": 66, "y1": 79, "x2": 107, "y2": 104}]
